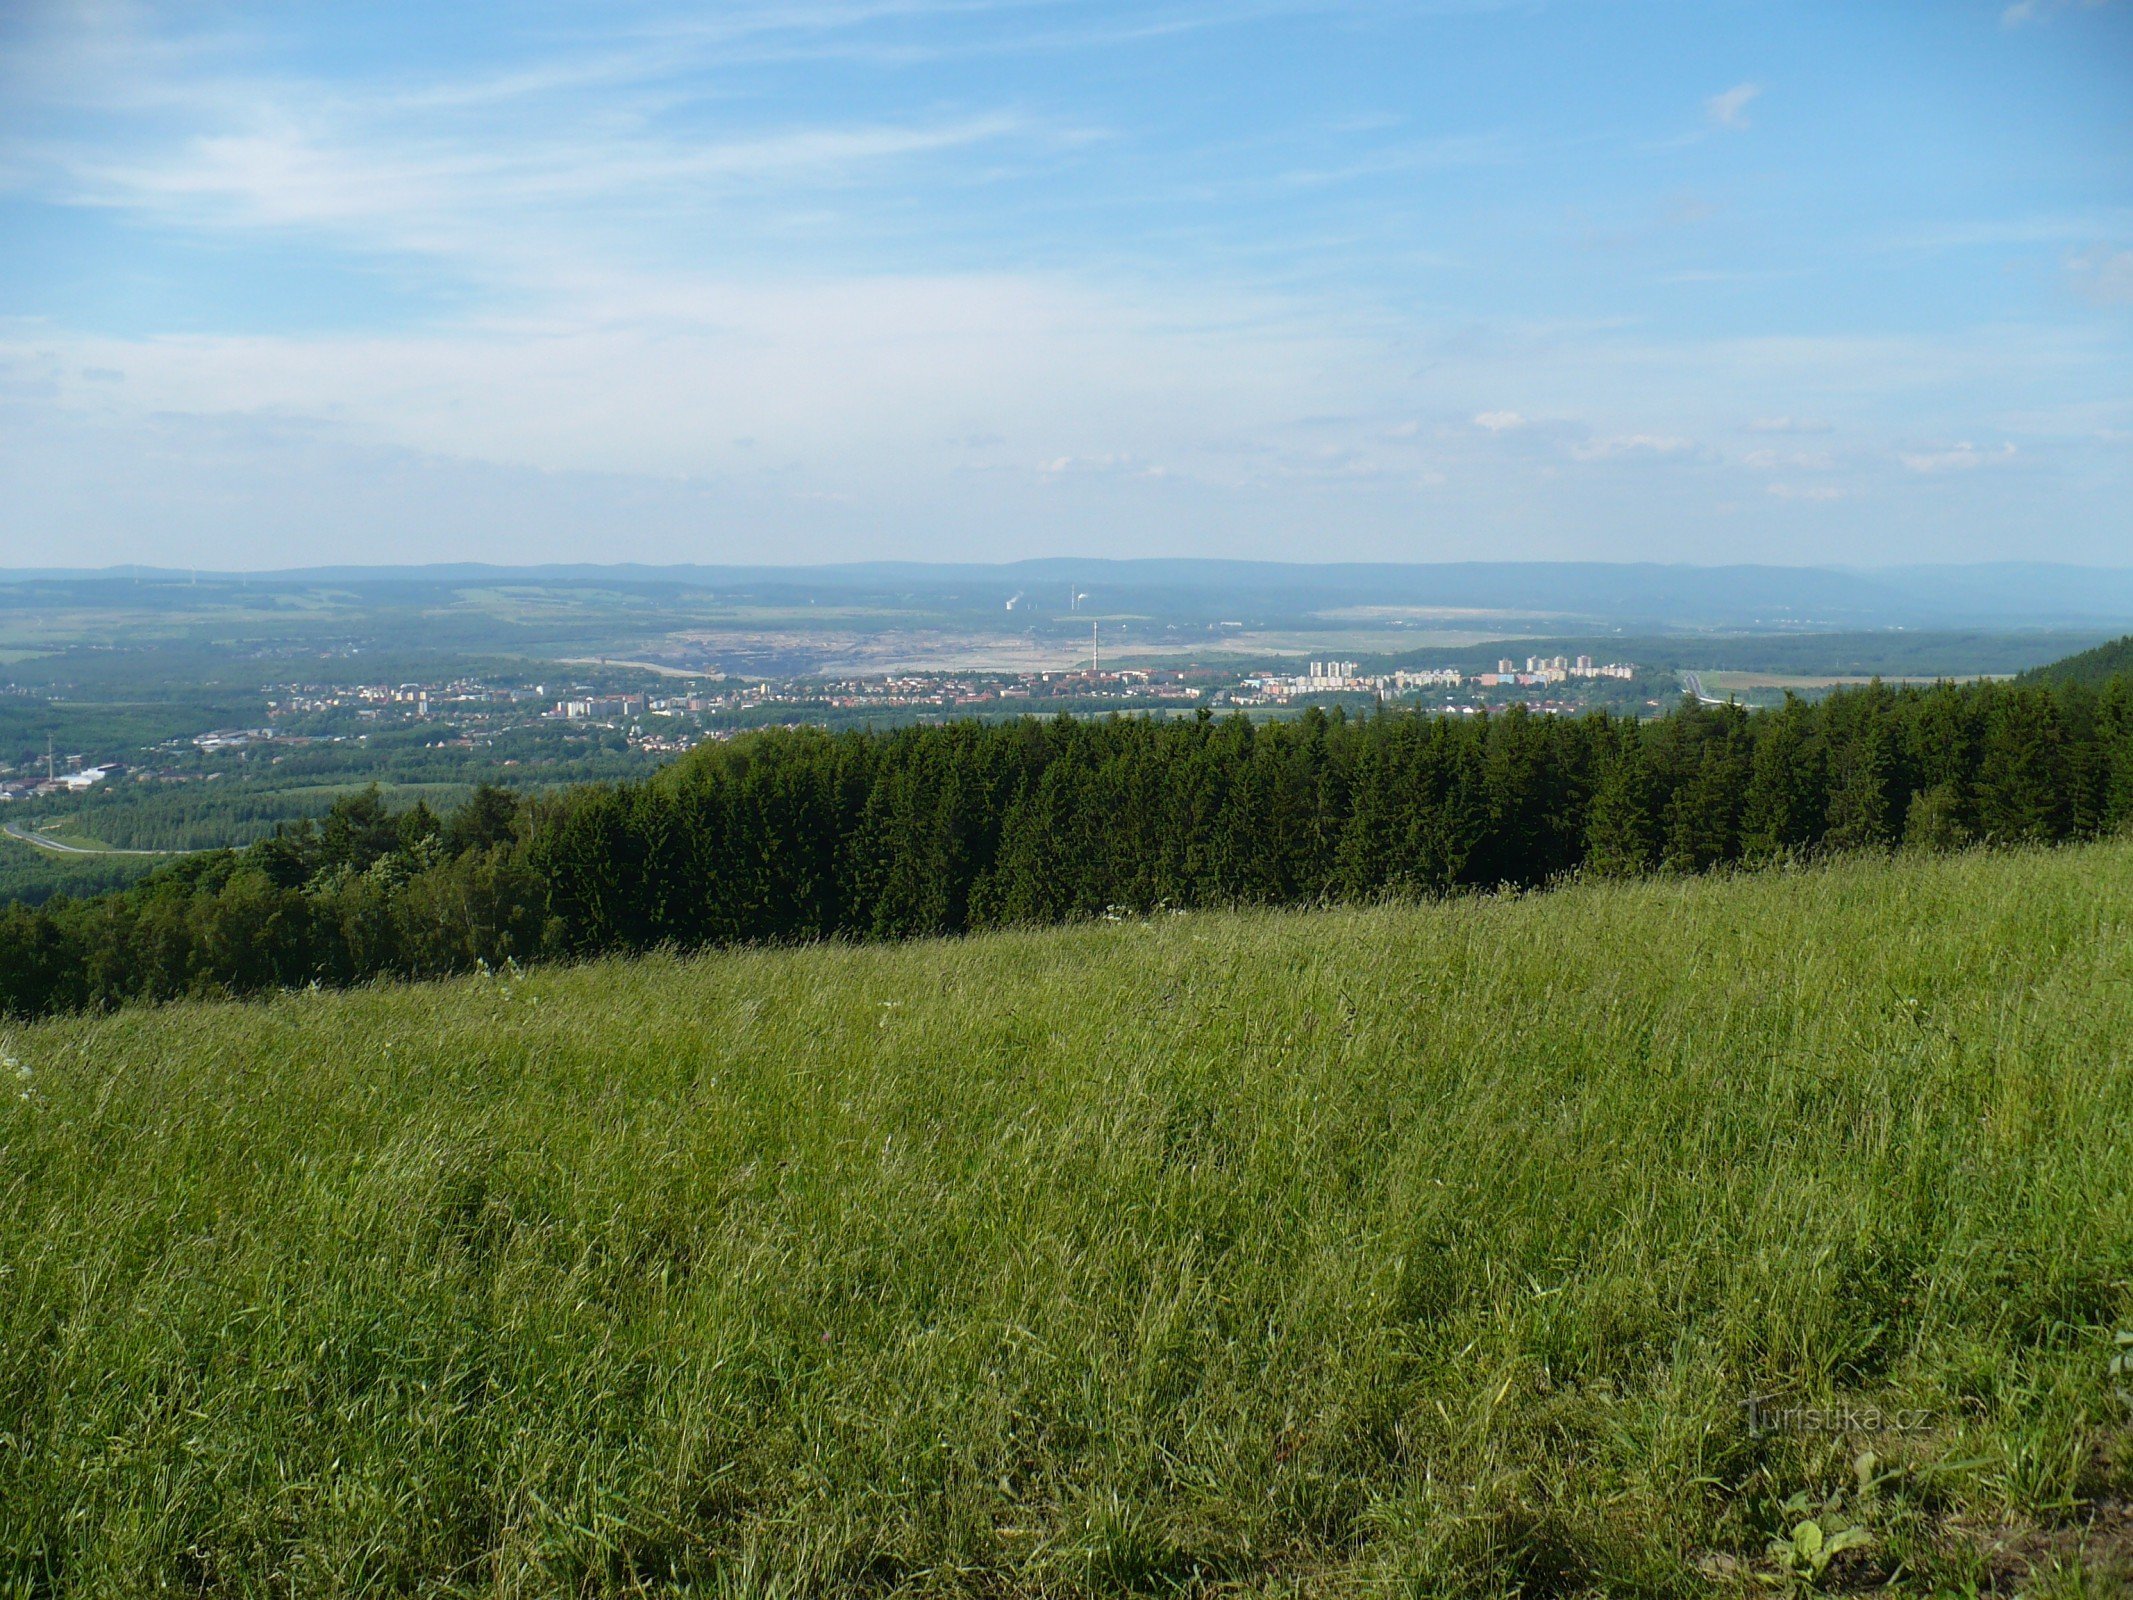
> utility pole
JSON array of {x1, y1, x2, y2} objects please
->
[{"x1": 46, "y1": 734, "x2": 55, "y2": 785}]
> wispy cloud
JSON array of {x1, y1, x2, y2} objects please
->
[
  {"x1": 2066, "y1": 245, "x2": 2133, "y2": 305},
  {"x1": 1876, "y1": 209, "x2": 2133, "y2": 253},
  {"x1": 1899, "y1": 441, "x2": 2019, "y2": 473},
  {"x1": 2001, "y1": 0, "x2": 2118, "y2": 27},
  {"x1": 2, "y1": 2, "x2": 1075, "y2": 290},
  {"x1": 1038, "y1": 451, "x2": 1171, "y2": 479},
  {"x1": 59, "y1": 114, "x2": 1032, "y2": 230},
  {"x1": 3, "y1": 1, "x2": 2128, "y2": 565},
  {"x1": 1572, "y1": 433, "x2": 1695, "y2": 461},
  {"x1": 1704, "y1": 82, "x2": 1761, "y2": 131}
]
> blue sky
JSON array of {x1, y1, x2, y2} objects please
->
[{"x1": 1, "y1": 0, "x2": 2128, "y2": 569}]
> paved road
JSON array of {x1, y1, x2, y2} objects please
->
[
  {"x1": 1680, "y1": 670, "x2": 1731, "y2": 706},
  {"x1": 2, "y1": 821, "x2": 172, "y2": 857}
]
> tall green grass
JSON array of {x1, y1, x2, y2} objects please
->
[{"x1": 4, "y1": 843, "x2": 2132, "y2": 1595}]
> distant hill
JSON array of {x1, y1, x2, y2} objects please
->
[
  {"x1": 8, "y1": 558, "x2": 2133, "y2": 630},
  {"x1": 2023, "y1": 632, "x2": 2133, "y2": 685}
]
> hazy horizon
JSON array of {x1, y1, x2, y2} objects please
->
[
  {"x1": 8, "y1": 557, "x2": 2133, "y2": 578},
  {"x1": 4, "y1": 1, "x2": 2129, "y2": 569}
]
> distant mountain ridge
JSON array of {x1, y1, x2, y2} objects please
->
[{"x1": 7, "y1": 560, "x2": 2133, "y2": 630}]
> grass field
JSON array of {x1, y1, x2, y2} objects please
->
[
  {"x1": 4, "y1": 843, "x2": 2133, "y2": 1595},
  {"x1": 1694, "y1": 672, "x2": 2015, "y2": 695}
]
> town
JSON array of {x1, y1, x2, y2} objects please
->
[{"x1": 0, "y1": 657, "x2": 1643, "y2": 806}]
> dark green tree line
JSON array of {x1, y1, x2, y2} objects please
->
[{"x1": 5, "y1": 674, "x2": 2132, "y2": 1021}]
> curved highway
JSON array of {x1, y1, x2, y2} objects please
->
[{"x1": 2, "y1": 821, "x2": 173, "y2": 857}]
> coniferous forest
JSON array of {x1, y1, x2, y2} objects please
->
[{"x1": 4, "y1": 674, "x2": 2130, "y2": 1022}]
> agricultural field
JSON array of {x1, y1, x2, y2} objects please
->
[
  {"x1": 1695, "y1": 671, "x2": 1958, "y2": 695},
  {"x1": 5, "y1": 840, "x2": 2131, "y2": 1594}
]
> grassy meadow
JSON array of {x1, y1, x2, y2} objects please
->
[{"x1": 4, "y1": 842, "x2": 2133, "y2": 1595}]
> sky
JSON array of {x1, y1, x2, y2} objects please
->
[{"x1": 0, "y1": 0, "x2": 2128, "y2": 570}]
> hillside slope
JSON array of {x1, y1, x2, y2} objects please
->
[
  {"x1": 2025, "y1": 632, "x2": 2133, "y2": 686},
  {"x1": 6, "y1": 844, "x2": 2133, "y2": 1594}
]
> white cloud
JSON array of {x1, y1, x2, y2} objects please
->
[
  {"x1": 2067, "y1": 246, "x2": 2133, "y2": 306},
  {"x1": 2, "y1": 6, "x2": 2127, "y2": 566},
  {"x1": 1704, "y1": 83, "x2": 1761, "y2": 131},
  {"x1": 1, "y1": 273, "x2": 1414, "y2": 491},
  {"x1": 0, "y1": 1, "x2": 1067, "y2": 292},
  {"x1": 2002, "y1": 0, "x2": 2116, "y2": 26},
  {"x1": 45, "y1": 111, "x2": 1036, "y2": 268},
  {"x1": 1877, "y1": 210, "x2": 2133, "y2": 254},
  {"x1": 1767, "y1": 482, "x2": 1844, "y2": 502},
  {"x1": 1571, "y1": 433, "x2": 1695, "y2": 461},
  {"x1": 1898, "y1": 442, "x2": 2019, "y2": 473},
  {"x1": 1037, "y1": 452, "x2": 1169, "y2": 479},
  {"x1": 1743, "y1": 448, "x2": 1835, "y2": 470}
]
